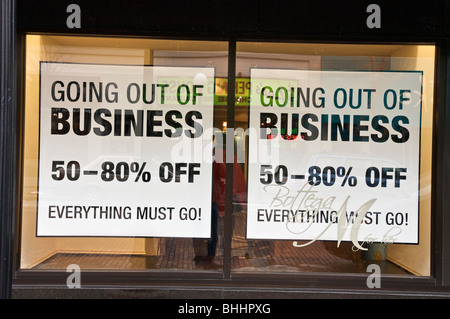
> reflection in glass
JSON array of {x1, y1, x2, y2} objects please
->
[
  {"x1": 232, "y1": 43, "x2": 434, "y2": 276},
  {"x1": 21, "y1": 35, "x2": 228, "y2": 272}
]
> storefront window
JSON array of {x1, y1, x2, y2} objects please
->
[
  {"x1": 20, "y1": 36, "x2": 435, "y2": 278},
  {"x1": 21, "y1": 35, "x2": 228, "y2": 271},
  {"x1": 232, "y1": 42, "x2": 435, "y2": 276}
]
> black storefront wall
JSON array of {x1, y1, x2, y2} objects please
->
[
  {"x1": 1, "y1": 0, "x2": 450, "y2": 298},
  {"x1": 0, "y1": 0, "x2": 18, "y2": 300},
  {"x1": 13, "y1": 0, "x2": 449, "y2": 40}
]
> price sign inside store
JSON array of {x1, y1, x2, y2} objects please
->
[
  {"x1": 247, "y1": 68, "x2": 423, "y2": 247},
  {"x1": 37, "y1": 62, "x2": 215, "y2": 237}
]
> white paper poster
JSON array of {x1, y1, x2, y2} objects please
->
[
  {"x1": 247, "y1": 68, "x2": 422, "y2": 247},
  {"x1": 37, "y1": 62, "x2": 215, "y2": 237}
]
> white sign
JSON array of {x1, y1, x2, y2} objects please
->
[
  {"x1": 247, "y1": 68, "x2": 422, "y2": 247},
  {"x1": 37, "y1": 62, "x2": 215, "y2": 237}
]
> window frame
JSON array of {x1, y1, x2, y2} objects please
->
[
  {"x1": 12, "y1": 36, "x2": 445, "y2": 292},
  {"x1": 6, "y1": 0, "x2": 450, "y2": 297}
]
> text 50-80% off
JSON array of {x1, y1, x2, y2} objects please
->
[
  {"x1": 50, "y1": 160, "x2": 201, "y2": 183},
  {"x1": 260, "y1": 165, "x2": 407, "y2": 188}
]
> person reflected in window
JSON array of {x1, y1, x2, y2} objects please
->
[{"x1": 192, "y1": 146, "x2": 246, "y2": 270}]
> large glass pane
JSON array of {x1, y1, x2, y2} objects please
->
[
  {"x1": 21, "y1": 35, "x2": 228, "y2": 271},
  {"x1": 232, "y1": 42, "x2": 434, "y2": 276}
]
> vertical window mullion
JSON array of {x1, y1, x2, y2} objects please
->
[{"x1": 223, "y1": 39, "x2": 236, "y2": 280}]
